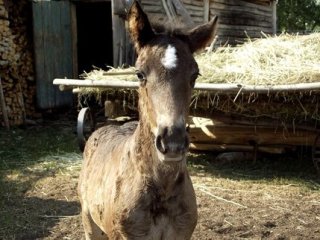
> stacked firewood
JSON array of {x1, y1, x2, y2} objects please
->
[{"x1": 0, "y1": 0, "x2": 35, "y2": 126}]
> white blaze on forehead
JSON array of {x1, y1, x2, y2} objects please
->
[{"x1": 161, "y1": 45, "x2": 178, "y2": 69}]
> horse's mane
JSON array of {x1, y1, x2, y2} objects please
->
[{"x1": 150, "y1": 20, "x2": 192, "y2": 37}]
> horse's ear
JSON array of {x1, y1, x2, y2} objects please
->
[
  {"x1": 127, "y1": 0, "x2": 155, "y2": 52},
  {"x1": 187, "y1": 16, "x2": 218, "y2": 53}
]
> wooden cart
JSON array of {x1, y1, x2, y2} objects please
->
[{"x1": 53, "y1": 78, "x2": 320, "y2": 174}]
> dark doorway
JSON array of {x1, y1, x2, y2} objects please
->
[{"x1": 76, "y1": 2, "x2": 113, "y2": 74}]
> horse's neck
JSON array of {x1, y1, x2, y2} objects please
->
[{"x1": 131, "y1": 120, "x2": 186, "y2": 194}]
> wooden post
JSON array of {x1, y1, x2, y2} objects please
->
[
  {"x1": 171, "y1": 0, "x2": 194, "y2": 26},
  {"x1": 272, "y1": 0, "x2": 277, "y2": 34},
  {"x1": 203, "y1": 0, "x2": 210, "y2": 22},
  {"x1": 112, "y1": 0, "x2": 126, "y2": 67},
  {"x1": 0, "y1": 77, "x2": 10, "y2": 129},
  {"x1": 162, "y1": 0, "x2": 174, "y2": 21}
]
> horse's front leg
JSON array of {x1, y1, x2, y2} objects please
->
[{"x1": 81, "y1": 207, "x2": 108, "y2": 240}]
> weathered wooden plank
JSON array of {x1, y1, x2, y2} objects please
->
[
  {"x1": 143, "y1": 5, "x2": 163, "y2": 13},
  {"x1": 189, "y1": 118, "x2": 318, "y2": 147},
  {"x1": 43, "y1": 1, "x2": 55, "y2": 108},
  {"x1": 210, "y1": 6, "x2": 272, "y2": 18},
  {"x1": 218, "y1": 23, "x2": 272, "y2": 34},
  {"x1": 217, "y1": 16, "x2": 273, "y2": 29},
  {"x1": 243, "y1": 0, "x2": 273, "y2": 6},
  {"x1": 216, "y1": 28, "x2": 272, "y2": 38},
  {"x1": 190, "y1": 10, "x2": 272, "y2": 24},
  {"x1": 212, "y1": 0, "x2": 273, "y2": 13},
  {"x1": 58, "y1": 1, "x2": 75, "y2": 106},
  {"x1": 181, "y1": 0, "x2": 203, "y2": 7},
  {"x1": 189, "y1": 143, "x2": 285, "y2": 154},
  {"x1": 184, "y1": 4, "x2": 204, "y2": 12},
  {"x1": 141, "y1": 0, "x2": 162, "y2": 6},
  {"x1": 70, "y1": 3, "x2": 78, "y2": 78},
  {"x1": 210, "y1": 4, "x2": 272, "y2": 18},
  {"x1": 32, "y1": 1, "x2": 46, "y2": 108}
]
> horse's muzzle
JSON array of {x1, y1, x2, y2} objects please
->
[{"x1": 155, "y1": 125, "x2": 189, "y2": 162}]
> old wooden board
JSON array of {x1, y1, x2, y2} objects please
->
[{"x1": 188, "y1": 117, "x2": 320, "y2": 152}]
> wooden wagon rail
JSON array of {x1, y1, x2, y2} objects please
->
[
  {"x1": 53, "y1": 78, "x2": 320, "y2": 174},
  {"x1": 53, "y1": 78, "x2": 320, "y2": 93}
]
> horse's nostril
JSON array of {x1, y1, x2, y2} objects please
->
[
  {"x1": 177, "y1": 136, "x2": 189, "y2": 153},
  {"x1": 184, "y1": 136, "x2": 190, "y2": 149},
  {"x1": 158, "y1": 126, "x2": 168, "y2": 139},
  {"x1": 156, "y1": 135, "x2": 167, "y2": 154}
]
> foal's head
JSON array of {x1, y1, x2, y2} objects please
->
[{"x1": 128, "y1": 1, "x2": 218, "y2": 162}]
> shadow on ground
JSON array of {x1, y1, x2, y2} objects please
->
[
  {"x1": 0, "y1": 117, "x2": 82, "y2": 239},
  {"x1": 188, "y1": 149, "x2": 320, "y2": 188}
]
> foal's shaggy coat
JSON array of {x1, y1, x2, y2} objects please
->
[{"x1": 78, "y1": 1, "x2": 218, "y2": 239}]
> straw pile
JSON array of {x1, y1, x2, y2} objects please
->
[
  {"x1": 79, "y1": 67, "x2": 138, "y2": 115},
  {"x1": 196, "y1": 33, "x2": 320, "y2": 85},
  {"x1": 79, "y1": 66, "x2": 138, "y2": 102}
]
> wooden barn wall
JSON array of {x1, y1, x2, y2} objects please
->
[
  {"x1": 140, "y1": 0, "x2": 274, "y2": 46},
  {"x1": 184, "y1": 0, "x2": 274, "y2": 45}
]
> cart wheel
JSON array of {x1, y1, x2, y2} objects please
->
[
  {"x1": 77, "y1": 107, "x2": 95, "y2": 151},
  {"x1": 312, "y1": 134, "x2": 320, "y2": 175}
]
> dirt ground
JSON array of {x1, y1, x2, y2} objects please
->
[{"x1": 1, "y1": 121, "x2": 320, "y2": 240}]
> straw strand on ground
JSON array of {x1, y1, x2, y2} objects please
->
[{"x1": 196, "y1": 186, "x2": 248, "y2": 208}]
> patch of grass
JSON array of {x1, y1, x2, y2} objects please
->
[
  {"x1": 0, "y1": 120, "x2": 82, "y2": 239},
  {"x1": 0, "y1": 122, "x2": 80, "y2": 170}
]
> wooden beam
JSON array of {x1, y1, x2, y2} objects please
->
[
  {"x1": 203, "y1": 0, "x2": 210, "y2": 22},
  {"x1": 171, "y1": 0, "x2": 194, "y2": 26},
  {"x1": 112, "y1": 1, "x2": 126, "y2": 67},
  {"x1": 53, "y1": 78, "x2": 320, "y2": 93},
  {"x1": 189, "y1": 143, "x2": 286, "y2": 154},
  {"x1": 162, "y1": 0, "x2": 174, "y2": 20},
  {"x1": 54, "y1": 78, "x2": 139, "y2": 89},
  {"x1": 272, "y1": 0, "x2": 277, "y2": 34}
]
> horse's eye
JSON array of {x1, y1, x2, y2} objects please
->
[
  {"x1": 136, "y1": 70, "x2": 147, "y2": 86},
  {"x1": 190, "y1": 72, "x2": 200, "y2": 88}
]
